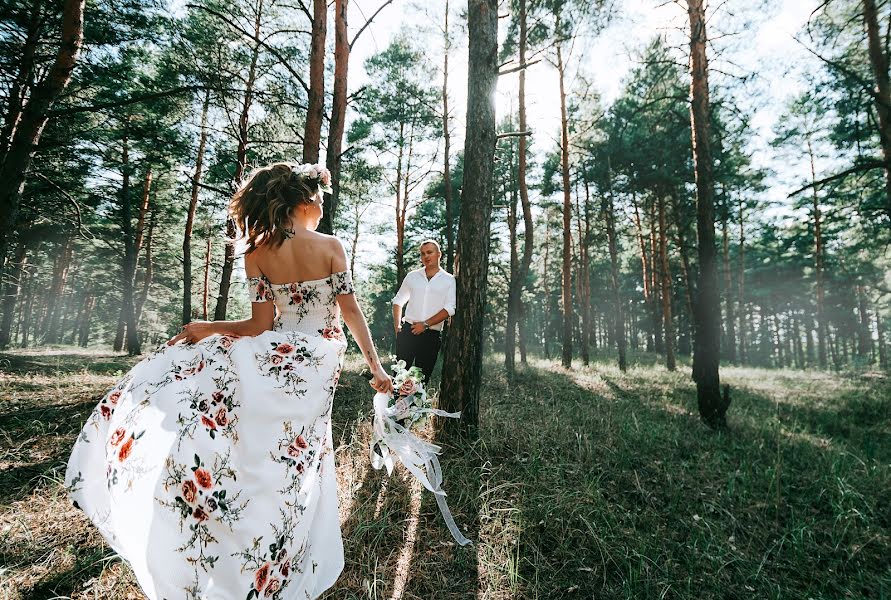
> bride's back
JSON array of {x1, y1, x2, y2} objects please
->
[{"x1": 251, "y1": 229, "x2": 338, "y2": 284}]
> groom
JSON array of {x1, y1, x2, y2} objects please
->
[{"x1": 392, "y1": 240, "x2": 456, "y2": 384}]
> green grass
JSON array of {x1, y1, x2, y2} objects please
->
[{"x1": 1, "y1": 347, "x2": 889, "y2": 599}]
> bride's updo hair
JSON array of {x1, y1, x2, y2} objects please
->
[{"x1": 229, "y1": 162, "x2": 321, "y2": 253}]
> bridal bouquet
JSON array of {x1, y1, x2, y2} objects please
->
[{"x1": 369, "y1": 359, "x2": 471, "y2": 546}]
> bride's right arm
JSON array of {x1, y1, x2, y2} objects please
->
[{"x1": 332, "y1": 241, "x2": 392, "y2": 394}]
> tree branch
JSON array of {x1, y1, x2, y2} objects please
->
[
  {"x1": 349, "y1": 0, "x2": 395, "y2": 50},
  {"x1": 786, "y1": 159, "x2": 886, "y2": 197}
]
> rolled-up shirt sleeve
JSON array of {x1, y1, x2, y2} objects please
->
[
  {"x1": 443, "y1": 276, "x2": 456, "y2": 316},
  {"x1": 392, "y1": 275, "x2": 411, "y2": 307}
]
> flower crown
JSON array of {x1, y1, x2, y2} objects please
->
[{"x1": 291, "y1": 163, "x2": 333, "y2": 194}]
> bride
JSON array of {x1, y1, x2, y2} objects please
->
[{"x1": 65, "y1": 161, "x2": 393, "y2": 599}]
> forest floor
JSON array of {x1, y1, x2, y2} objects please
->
[{"x1": 0, "y1": 347, "x2": 889, "y2": 600}]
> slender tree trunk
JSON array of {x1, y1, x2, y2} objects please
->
[
  {"x1": 0, "y1": 241, "x2": 28, "y2": 348},
  {"x1": 506, "y1": 143, "x2": 520, "y2": 374},
  {"x1": 442, "y1": 0, "x2": 456, "y2": 272},
  {"x1": 506, "y1": 0, "x2": 535, "y2": 370},
  {"x1": 183, "y1": 91, "x2": 210, "y2": 325},
  {"x1": 603, "y1": 168, "x2": 626, "y2": 371},
  {"x1": 203, "y1": 230, "x2": 212, "y2": 320},
  {"x1": 556, "y1": 38, "x2": 573, "y2": 368},
  {"x1": 574, "y1": 175, "x2": 590, "y2": 366},
  {"x1": 135, "y1": 208, "x2": 156, "y2": 327},
  {"x1": 303, "y1": 0, "x2": 327, "y2": 163},
  {"x1": 44, "y1": 235, "x2": 73, "y2": 343},
  {"x1": 856, "y1": 285, "x2": 872, "y2": 358},
  {"x1": 542, "y1": 212, "x2": 552, "y2": 359},
  {"x1": 394, "y1": 121, "x2": 406, "y2": 286},
  {"x1": 806, "y1": 137, "x2": 827, "y2": 369},
  {"x1": 0, "y1": 0, "x2": 84, "y2": 263},
  {"x1": 114, "y1": 123, "x2": 132, "y2": 352},
  {"x1": 0, "y1": 0, "x2": 41, "y2": 161},
  {"x1": 216, "y1": 0, "x2": 263, "y2": 321},
  {"x1": 863, "y1": 0, "x2": 891, "y2": 220},
  {"x1": 631, "y1": 193, "x2": 654, "y2": 352},
  {"x1": 77, "y1": 294, "x2": 94, "y2": 347},
  {"x1": 737, "y1": 196, "x2": 747, "y2": 363},
  {"x1": 439, "y1": 0, "x2": 497, "y2": 435},
  {"x1": 649, "y1": 200, "x2": 663, "y2": 353},
  {"x1": 687, "y1": 0, "x2": 727, "y2": 427},
  {"x1": 658, "y1": 194, "x2": 676, "y2": 371},
  {"x1": 877, "y1": 308, "x2": 888, "y2": 368},
  {"x1": 721, "y1": 209, "x2": 736, "y2": 362},
  {"x1": 320, "y1": 0, "x2": 348, "y2": 234}
]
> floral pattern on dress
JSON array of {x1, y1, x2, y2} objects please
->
[
  {"x1": 248, "y1": 276, "x2": 275, "y2": 303},
  {"x1": 66, "y1": 270, "x2": 351, "y2": 599}
]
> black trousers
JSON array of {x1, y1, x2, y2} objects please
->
[{"x1": 395, "y1": 322, "x2": 442, "y2": 384}]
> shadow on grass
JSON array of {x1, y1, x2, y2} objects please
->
[
  {"x1": 480, "y1": 360, "x2": 890, "y2": 599},
  {"x1": 325, "y1": 366, "x2": 480, "y2": 599}
]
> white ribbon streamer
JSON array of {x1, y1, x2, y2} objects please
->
[{"x1": 370, "y1": 392, "x2": 472, "y2": 546}]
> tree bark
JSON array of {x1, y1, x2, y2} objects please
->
[
  {"x1": 77, "y1": 294, "x2": 94, "y2": 347},
  {"x1": 136, "y1": 208, "x2": 156, "y2": 327},
  {"x1": 604, "y1": 172, "x2": 626, "y2": 371},
  {"x1": 203, "y1": 230, "x2": 212, "y2": 320},
  {"x1": 440, "y1": 0, "x2": 456, "y2": 273},
  {"x1": 44, "y1": 235, "x2": 73, "y2": 344},
  {"x1": 806, "y1": 137, "x2": 828, "y2": 369},
  {"x1": 0, "y1": 0, "x2": 42, "y2": 161},
  {"x1": 183, "y1": 91, "x2": 210, "y2": 324},
  {"x1": 556, "y1": 39, "x2": 573, "y2": 368},
  {"x1": 506, "y1": 144, "x2": 520, "y2": 374},
  {"x1": 721, "y1": 205, "x2": 736, "y2": 362},
  {"x1": 320, "y1": 0, "x2": 348, "y2": 234},
  {"x1": 862, "y1": 0, "x2": 891, "y2": 219},
  {"x1": 439, "y1": 0, "x2": 497, "y2": 436},
  {"x1": 0, "y1": 0, "x2": 84, "y2": 263},
  {"x1": 303, "y1": 0, "x2": 327, "y2": 163},
  {"x1": 737, "y1": 196, "x2": 747, "y2": 363},
  {"x1": 687, "y1": 0, "x2": 727, "y2": 427},
  {"x1": 658, "y1": 193, "x2": 676, "y2": 371},
  {"x1": 0, "y1": 241, "x2": 28, "y2": 348},
  {"x1": 216, "y1": 0, "x2": 263, "y2": 321}
]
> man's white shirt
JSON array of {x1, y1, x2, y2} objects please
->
[{"x1": 392, "y1": 267, "x2": 456, "y2": 331}]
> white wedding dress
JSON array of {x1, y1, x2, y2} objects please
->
[{"x1": 66, "y1": 271, "x2": 356, "y2": 599}]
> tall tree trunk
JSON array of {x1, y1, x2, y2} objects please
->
[
  {"x1": 737, "y1": 196, "x2": 747, "y2": 363},
  {"x1": 116, "y1": 122, "x2": 140, "y2": 355},
  {"x1": 721, "y1": 207, "x2": 736, "y2": 362},
  {"x1": 77, "y1": 294, "x2": 94, "y2": 347},
  {"x1": 604, "y1": 175, "x2": 626, "y2": 371},
  {"x1": 0, "y1": 0, "x2": 42, "y2": 161},
  {"x1": 649, "y1": 200, "x2": 663, "y2": 353},
  {"x1": 442, "y1": 0, "x2": 456, "y2": 272},
  {"x1": 574, "y1": 175, "x2": 590, "y2": 366},
  {"x1": 394, "y1": 121, "x2": 406, "y2": 287},
  {"x1": 216, "y1": 0, "x2": 263, "y2": 320},
  {"x1": 877, "y1": 308, "x2": 888, "y2": 368},
  {"x1": 658, "y1": 194, "x2": 676, "y2": 371},
  {"x1": 863, "y1": 0, "x2": 891, "y2": 220},
  {"x1": 183, "y1": 91, "x2": 210, "y2": 325},
  {"x1": 320, "y1": 0, "x2": 348, "y2": 234},
  {"x1": 303, "y1": 0, "x2": 327, "y2": 163},
  {"x1": 0, "y1": 240, "x2": 28, "y2": 348},
  {"x1": 439, "y1": 0, "x2": 497, "y2": 435},
  {"x1": 505, "y1": 142, "x2": 520, "y2": 374},
  {"x1": 687, "y1": 0, "x2": 727, "y2": 427},
  {"x1": 806, "y1": 137, "x2": 827, "y2": 369},
  {"x1": 556, "y1": 38, "x2": 573, "y2": 368},
  {"x1": 203, "y1": 230, "x2": 212, "y2": 320},
  {"x1": 506, "y1": 0, "x2": 534, "y2": 372},
  {"x1": 135, "y1": 208, "x2": 156, "y2": 327},
  {"x1": 631, "y1": 193, "x2": 654, "y2": 352},
  {"x1": 44, "y1": 235, "x2": 73, "y2": 343},
  {"x1": 856, "y1": 285, "x2": 872, "y2": 358},
  {"x1": 0, "y1": 0, "x2": 84, "y2": 263}
]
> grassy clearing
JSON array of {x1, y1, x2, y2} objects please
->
[{"x1": 1, "y1": 347, "x2": 889, "y2": 599}]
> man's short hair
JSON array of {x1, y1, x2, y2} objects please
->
[{"x1": 419, "y1": 239, "x2": 441, "y2": 253}]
